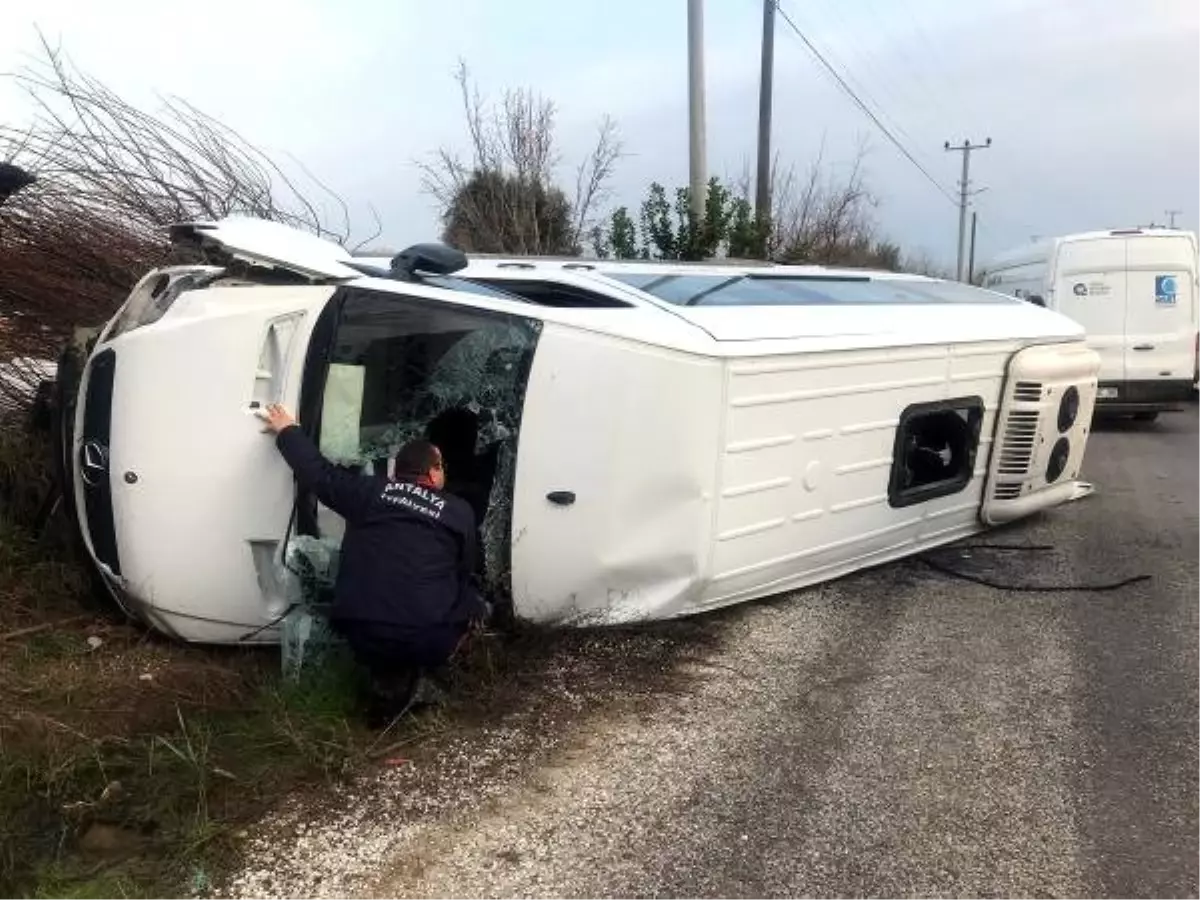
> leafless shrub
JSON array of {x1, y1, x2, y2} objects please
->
[
  {"x1": 732, "y1": 137, "x2": 896, "y2": 267},
  {"x1": 4, "y1": 35, "x2": 351, "y2": 241},
  {"x1": 0, "y1": 36, "x2": 359, "y2": 416},
  {"x1": 419, "y1": 61, "x2": 621, "y2": 255},
  {"x1": 900, "y1": 250, "x2": 952, "y2": 278}
]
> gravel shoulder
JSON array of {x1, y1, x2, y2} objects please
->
[{"x1": 226, "y1": 410, "x2": 1198, "y2": 899}]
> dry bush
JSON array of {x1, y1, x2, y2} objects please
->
[
  {"x1": 420, "y1": 61, "x2": 621, "y2": 255},
  {"x1": 730, "y1": 138, "x2": 901, "y2": 268},
  {"x1": 0, "y1": 37, "x2": 359, "y2": 416}
]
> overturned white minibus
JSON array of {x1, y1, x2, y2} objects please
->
[{"x1": 66, "y1": 217, "x2": 1100, "y2": 643}]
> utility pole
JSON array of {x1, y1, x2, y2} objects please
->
[
  {"x1": 967, "y1": 211, "x2": 978, "y2": 284},
  {"x1": 754, "y1": 0, "x2": 776, "y2": 239},
  {"x1": 944, "y1": 137, "x2": 991, "y2": 282},
  {"x1": 687, "y1": 0, "x2": 707, "y2": 224},
  {"x1": 1166, "y1": 209, "x2": 1182, "y2": 228}
]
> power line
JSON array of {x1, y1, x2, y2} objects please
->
[
  {"x1": 812, "y1": 0, "x2": 949, "y2": 141},
  {"x1": 897, "y1": 0, "x2": 965, "y2": 125},
  {"x1": 774, "y1": 0, "x2": 958, "y2": 206},
  {"x1": 802, "y1": 0, "x2": 929, "y2": 150}
]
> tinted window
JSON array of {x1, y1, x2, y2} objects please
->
[
  {"x1": 423, "y1": 275, "x2": 526, "y2": 301},
  {"x1": 466, "y1": 278, "x2": 631, "y2": 308},
  {"x1": 606, "y1": 273, "x2": 1018, "y2": 307},
  {"x1": 604, "y1": 272, "x2": 661, "y2": 290}
]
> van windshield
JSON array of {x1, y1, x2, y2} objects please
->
[{"x1": 605, "y1": 273, "x2": 1018, "y2": 307}]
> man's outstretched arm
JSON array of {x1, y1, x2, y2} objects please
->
[{"x1": 260, "y1": 404, "x2": 374, "y2": 523}]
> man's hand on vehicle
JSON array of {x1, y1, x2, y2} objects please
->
[{"x1": 259, "y1": 403, "x2": 297, "y2": 435}]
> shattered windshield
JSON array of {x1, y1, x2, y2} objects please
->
[{"x1": 606, "y1": 273, "x2": 1017, "y2": 307}]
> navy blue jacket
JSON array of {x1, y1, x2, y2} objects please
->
[{"x1": 276, "y1": 426, "x2": 483, "y2": 635}]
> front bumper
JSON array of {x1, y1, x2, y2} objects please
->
[{"x1": 1095, "y1": 379, "x2": 1192, "y2": 413}]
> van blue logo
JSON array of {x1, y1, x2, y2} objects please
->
[{"x1": 1155, "y1": 275, "x2": 1178, "y2": 305}]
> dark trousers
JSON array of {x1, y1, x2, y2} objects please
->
[{"x1": 334, "y1": 620, "x2": 469, "y2": 723}]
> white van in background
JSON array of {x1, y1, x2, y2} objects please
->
[{"x1": 979, "y1": 228, "x2": 1198, "y2": 419}]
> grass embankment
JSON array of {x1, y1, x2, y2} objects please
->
[
  {"x1": 0, "y1": 530, "x2": 381, "y2": 895},
  {"x1": 0, "y1": 427, "x2": 377, "y2": 897}
]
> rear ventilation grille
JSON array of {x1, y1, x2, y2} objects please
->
[
  {"x1": 1013, "y1": 381, "x2": 1043, "y2": 403},
  {"x1": 996, "y1": 409, "x2": 1040, "y2": 476},
  {"x1": 993, "y1": 483, "x2": 1022, "y2": 500}
]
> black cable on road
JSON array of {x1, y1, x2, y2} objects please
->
[{"x1": 919, "y1": 555, "x2": 1152, "y2": 593}]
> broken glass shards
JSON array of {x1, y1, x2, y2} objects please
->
[
  {"x1": 279, "y1": 534, "x2": 343, "y2": 679},
  {"x1": 280, "y1": 608, "x2": 340, "y2": 681}
]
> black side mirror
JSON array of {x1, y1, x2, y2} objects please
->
[
  {"x1": 391, "y1": 243, "x2": 468, "y2": 281},
  {"x1": 1027, "y1": 294, "x2": 1046, "y2": 307}
]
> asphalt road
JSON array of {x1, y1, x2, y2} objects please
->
[
  {"x1": 226, "y1": 410, "x2": 1200, "y2": 900},
  {"x1": 367, "y1": 408, "x2": 1197, "y2": 899}
]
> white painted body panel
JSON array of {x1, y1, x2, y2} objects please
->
[
  {"x1": 510, "y1": 324, "x2": 724, "y2": 623},
  {"x1": 698, "y1": 343, "x2": 1010, "y2": 613},
  {"x1": 173, "y1": 217, "x2": 361, "y2": 279},
  {"x1": 982, "y1": 343, "x2": 1100, "y2": 524},
  {"x1": 1122, "y1": 236, "x2": 1197, "y2": 387},
  {"x1": 508, "y1": 335, "x2": 1100, "y2": 625},
  {"x1": 73, "y1": 285, "x2": 333, "y2": 641}
]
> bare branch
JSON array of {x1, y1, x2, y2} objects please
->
[
  {"x1": 572, "y1": 116, "x2": 622, "y2": 248},
  {"x1": 420, "y1": 62, "x2": 619, "y2": 256},
  {"x1": 0, "y1": 39, "x2": 360, "y2": 415}
]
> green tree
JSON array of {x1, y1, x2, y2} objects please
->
[
  {"x1": 608, "y1": 207, "x2": 639, "y2": 259},
  {"x1": 620, "y1": 177, "x2": 744, "y2": 261},
  {"x1": 595, "y1": 144, "x2": 933, "y2": 269},
  {"x1": 639, "y1": 183, "x2": 676, "y2": 259},
  {"x1": 726, "y1": 196, "x2": 769, "y2": 259}
]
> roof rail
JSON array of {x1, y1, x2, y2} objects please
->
[{"x1": 468, "y1": 254, "x2": 779, "y2": 268}]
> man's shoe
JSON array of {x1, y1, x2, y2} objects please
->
[
  {"x1": 410, "y1": 670, "x2": 449, "y2": 709},
  {"x1": 364, "y1": 666, "x2": 420, "y2": 728}
]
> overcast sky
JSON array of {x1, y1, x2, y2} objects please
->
[{"x1": 2, "y1": 0, "x2": 1196, "y2": 265}]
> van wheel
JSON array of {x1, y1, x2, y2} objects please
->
[{"x1": 1133, "y1": 412, "x2": 1159, "y2": 422}]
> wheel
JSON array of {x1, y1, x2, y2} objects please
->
[{"x1": 1133, "y1": 411, "x2": 1159, "y2": 422}]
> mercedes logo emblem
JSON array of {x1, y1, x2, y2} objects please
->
[{"x1": 80, "y1": 440, "x2": 110, "y2": 487}]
